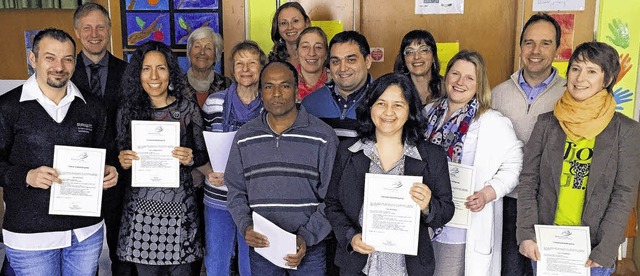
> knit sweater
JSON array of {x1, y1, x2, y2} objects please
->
[
  {"x1": 491, "y1": 69, "x2": 566, "y2": 145},
  {"x1": 225, "y1": 109, "x2": 338, "y2": 246},
  {"x1": 0, "y1": 86, "x2": 107, "y2": 233}
]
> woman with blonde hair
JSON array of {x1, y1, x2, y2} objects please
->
[{"x1": 424, "y1": 50, "x2": 523, "y2": 275}]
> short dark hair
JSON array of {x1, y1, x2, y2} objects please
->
[
  {"x1": 393, "y1": 29, "x2": 444, "y2": 100},
  {"x1": 269, "y1": 2, "x2": 310, "y2": 62},
  {"x1": 329, "y1": 31, "x2": 370, "y2": 58},
  {"x1": 520, "y1": 12, "x2": 561, "y2": 49},
  {"x1": 73, "y1": 2, "x2": 111, "y2": 28},
  {"x1": 356, "y1": 73, "x2": 426, "y2": 146},
  {"x1": 32, "y1": 28, "x2": 76, "y2": 58},
  {"x1": 568, "y1": 42, "x2": 620, "y2": 93},
  {"x1": 259, "y1": 60, "x2": 299, "y2": 91}
]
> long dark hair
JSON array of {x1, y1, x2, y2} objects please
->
[
  {"x1": 356, "y1": 73, "x2": 426, "y2": 146},
  {"x1": 393, "y1": 29, "x2": 443, "y2": 100},
  {"x1": 116, "y1": 41, "x2": 185, "y2": 150},
  {"x1": 268, "y1": 2, "x2": 310, "y2": 62}
]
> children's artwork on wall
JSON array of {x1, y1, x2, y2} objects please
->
[
  {"x1": 174, "y1": 13, "x2": 219, "y2": 45},
  {"x1": 24, "y1": 30, "x2": 39, "y2": 75},
  {"x1": 125, "y1": 0, "x2": 169, "y2": 11},
  {"x1": 125, "y1": 12, "x2": 171, "y2": 46},
  {"x1": 549, "y1": 13, "x2": 575, "y2": 61},
  {"x1": 175, "y1": 0, "x2": 218, "y2": 10},
  {"x1": 597, "y1": 0, "x2": 639, "y2": 117},
  {"x1": 176, "y1": 54, "x2": 190, "y2": 75}
]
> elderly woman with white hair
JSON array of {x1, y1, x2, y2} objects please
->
[{"x1": 184, "y1": 26, "x2": 232, "y2": 108}]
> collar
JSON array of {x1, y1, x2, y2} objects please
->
[
  {"x1": 80, "y1": 51, "x2": 109, "y2": 67},
  {"x1": 20, "y1": 74, "x2": 86, "y2": 104},
  {"x1": 348, "y1": 139, "x2": 420, "y2": 160},
  {"x1": 518, "y1": 67, "x2": 556, "y2": 88},
  {"x1": 260, "y1": 106, "x2": 309, "y2": 133}
]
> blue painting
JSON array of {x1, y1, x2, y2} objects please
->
[
  {"x1": 175, "y1": 0, "x2": 218, "y2": 10},
  {"x1": 174, "y1": 13, "x2": 219, "y2": 45},
  {"x1": 126, "y1": 12, "x2": 171, "y2": 46},
  {"x1": 125, "y1": 0, "x2": 169, "y2": 11},
  {"x1": 25, "y1": 30, "x2": 40, "y2": 75}
]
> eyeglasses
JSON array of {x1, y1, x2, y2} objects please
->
[{"x1": 403, "y1": 45, "x2": 432, "y2": 57}]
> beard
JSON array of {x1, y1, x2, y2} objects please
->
[{"x1": 47, "y1": 71, "x2": 70, "y2": 88}]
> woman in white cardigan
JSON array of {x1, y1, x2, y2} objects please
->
[{"x1": 424, "y1": 50, "x2": 523, "y2": 276}]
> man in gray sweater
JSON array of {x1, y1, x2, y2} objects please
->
[
  {"x1": 491, "y1": 13, "x2": 566, "y2": 276},
  {"x1": 225, "y1": 61, "x2": 338, "y2": 275}
]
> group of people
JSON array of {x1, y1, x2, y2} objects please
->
[{"x1": 0, "y1": 2, "x2": 638, "y2": 276}]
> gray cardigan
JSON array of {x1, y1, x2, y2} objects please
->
[{"x1": 516, "y1": 111, "x2": 640, "y2": 267}]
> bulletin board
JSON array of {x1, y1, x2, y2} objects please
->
[{"x1": 358, "y1": 0, "x2": 518, "y2": 87}]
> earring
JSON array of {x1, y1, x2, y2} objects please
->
[{"x1": 168, "y1": 83, "x2": 174, "y2": 91}]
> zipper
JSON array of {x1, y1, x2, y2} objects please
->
[{"x1": 275, "y1": 135, "x2": 280, "y2": 148}]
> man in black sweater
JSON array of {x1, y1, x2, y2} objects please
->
[
  {"x1": 0, "y1": 29, "x2": 118, "y2": 275},
  {"x1": 70, "y1": 3, "x2": 131, "y2": 275}
]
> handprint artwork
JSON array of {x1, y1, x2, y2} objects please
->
[{"x1": 607, "y1": 19, "x2": 630, "y2": 49}]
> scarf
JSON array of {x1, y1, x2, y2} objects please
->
[
  {"x1": 296, "y1": 64, "x2": 328, "y2": 101},
  {"x1": 553, "y1": 89, "x2": 615, "y2": 140},
  {"x1": 425, "y1": 97, "x2": 479, "y2": 163},
  {"x1": 187, "y1": 68, "x2": 216, "y2": 92},
  {"x1": 222, "y1": 83, "x2": 263, "y2": 132}
]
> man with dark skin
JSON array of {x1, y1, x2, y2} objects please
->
[{"x1": 225, "y1": 61, "x2": 338, "y2": 275}]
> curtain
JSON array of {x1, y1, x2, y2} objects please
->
[{"x1": 0, "y1": 0, "x2": 90, "y2": 9}]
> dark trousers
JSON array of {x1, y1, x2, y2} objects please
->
[
  {"x1": 135, "y1": 263, "x2": 194, "y2": 276},
  {"x1": 501, "y1": 197, "x2": 533, "y2": 276}
]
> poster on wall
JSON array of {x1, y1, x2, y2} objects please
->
[
  {"x1": 549, "y1": 13, "x2": 575, "y2": 61},
  {"x1": 415, "y1": 0, "x2": 464, "y2": 15},
  {"x1": 533, "y1": 0, "x2": 584, "y2": 12},
  {"x1": 125, "y1": 0, "x2": 169, "y2": 11},
  {"x1": 125, "y1": 13, "x2": 171, "y2": 46},
  {"x1": 597, "y1": 0, "x2": 639, "y2": 118},
  {"x1": 174, "y1": 13, "x2": 219, "y2": 45},
  {"x1": 175, "y1": 0, "x2": 218, "y2": 10}
]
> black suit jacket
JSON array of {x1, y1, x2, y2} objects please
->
[
  {"x1": 71, "y1": 52, "x2": 128, "y2": 205},
  {"x1": 325, "y1": 138, "x2": 454, "y2": 275}
]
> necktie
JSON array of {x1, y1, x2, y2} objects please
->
[{"x1": 89, "y1": 63, "x2": 102, "y2": 96}]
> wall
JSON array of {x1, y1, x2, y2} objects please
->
[{"x1": 0, "y1": 0, "x2": 109, "y2": 80}]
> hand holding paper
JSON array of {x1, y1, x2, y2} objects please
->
[
  {"x1": 284, "y1": 235, "x2": 307, "y2": 268},
  {"x1": 252, "y1": 212, "x2": 297, "y2": 269}
]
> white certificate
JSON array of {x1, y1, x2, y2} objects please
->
[
  {"x1": 362, "y1": 173, "x2": 422, "y2": 255},
  {"x1": 131, "y1": 120, "x2": 180, "y2": 188},
  {"x1": 49, "y1": 145, "x2": 105, "y2": 217},
  {"x1": 535, "y1": 225, "x2": 591, "y2": 276},
  {"x1": 252, "y1": 212, "x2": 297, "y2": 269},
  {"x1": 446, "y1": 162, "x2": 475, "y2": 228},
  {"x1": 202, "y1": 131, "x2": 237, "y2": 192}
]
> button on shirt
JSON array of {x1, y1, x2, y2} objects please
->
[
  {"x1": 329, "y1": 75, "x2": 372, "y2": 117},
  {"x1": 518, "y1": 68, "x2": 556, "y2": 104},
  {"x1": 2, "y1": 74, "x2": 104, "y2": 250}
]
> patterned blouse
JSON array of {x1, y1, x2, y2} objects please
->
[
  {"x1": 117, "y1": 98, "x2": 208, "y2": 265},
  {"x1": 350, "y1": 140, "x2": 421, "y2": 276}
]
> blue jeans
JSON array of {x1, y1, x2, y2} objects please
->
[
  {"x1": 204, "y1": 206, "x2": 251, "y2": 276},
  {"x1": 532, "y1": 260, "x2": 615, "y2": 276},
  {"x1": 249, "y1": 241, "x2": 326, "y2": 276},
  {"x1": 5, "y1": 227, "x2": 103, "y2": 276}
]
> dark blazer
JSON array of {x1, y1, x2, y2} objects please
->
[
  {"x1": 71, "y1": 52, "x2": 128, "y2": 144},
  {"x1": 325, "y1": 138, "x2": 454, "y2": 275},
  {"x1": 71, "y1": 52, "x2": 128, "y2": 201},
  {"x1": 517, "y1": 112, "x2": 640, "y2": 267}
]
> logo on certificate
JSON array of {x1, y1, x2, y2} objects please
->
[
  {"x1": 71, "y1": 152, "x2": 89, "y2": 162},
  {"x1": 384, "y1": 180, "x2": 403, "y2": 191}
]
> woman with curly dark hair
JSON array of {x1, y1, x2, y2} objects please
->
[
  {"x1": 394, "y1": 30, "x2": 443, "y2": 106},
  {"x1": 268, "y1": 2, "x2": 310, "y2": 66},
  {"x1": 116, "y1": 41, "x2": 208, "y2": 275}
]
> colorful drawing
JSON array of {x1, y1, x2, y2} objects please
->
[
  {"x1": 597, "y1": 0, "x2": 639, "y2": 117},
  {"x1": 174, "y1": 13, "x2": 219, "y2": 45},
  {"x1": 25, "y1": 30, "x2": 40, "y2": 75},
  {"x1": 126, "y1": 12, "x2": 171, "y2": 46},
  {"x1": 550, "y1": 13, "x2": 575, "y2": 61},
  {"x1": 125, "y1": 0, "x2": 169, "y2": 11},
  {"x1": 175, "y1": 0, "x2": 218, "y2": 10}
]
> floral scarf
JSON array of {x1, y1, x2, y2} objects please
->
[{"x1": 424, "y1": 97, "x2": 479, "y2": 163}]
